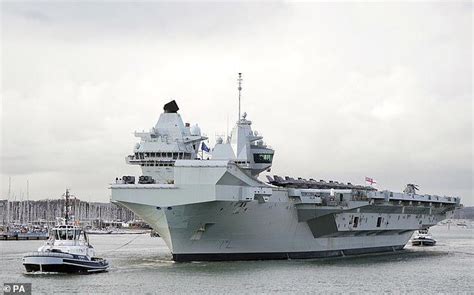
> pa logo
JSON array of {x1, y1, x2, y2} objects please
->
[{"x1": 3, "y1": 283, "x2": 32, "y2": 294}]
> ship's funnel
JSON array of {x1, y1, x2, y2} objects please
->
[{"x1": 163, "y1": 100, "x2": 179, "y2": 113}]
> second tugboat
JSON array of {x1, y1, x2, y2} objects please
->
[
  {"x1": 411, "y1": 229, "x2": 437, "y2": 246},
  {"x1": 23, "y1": 189, "x2": 109, "y2": 273}
]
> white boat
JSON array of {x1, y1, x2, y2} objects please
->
[
  {"x1": 411, "y1": 229, "x2": 436, "y2": 246},
  {"x1": 23, "y1": 190, "x2": 109, "y2": 273},
  {"x1": 85, "y1": 228, "x2": 113, "y2": 235}
]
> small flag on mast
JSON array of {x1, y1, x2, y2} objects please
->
[
  {"x1": 201, "y1": 142, "x2": 210, "y2": 153},
  {"x1": 365, "y1": 177, "x2": 376, "y2": 186}
]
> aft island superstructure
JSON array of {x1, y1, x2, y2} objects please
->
[{"x1": 111, "y1": 76, "x2": 461, "y2": 261}]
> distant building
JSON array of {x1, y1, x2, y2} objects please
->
[{"x1": 454, "y1": 206, "x2": 474, "y2": 219}]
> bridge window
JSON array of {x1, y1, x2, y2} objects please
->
[
  {"x1": 173, "y1": 153, "x2": 178, "y2": 159},
  {"x1": 353, "y1": 217, "x2": 359, "y2": 228},
  {"x1": 376, "y1": 217, "x2": 382, "y2": 227},
  {"x1": 253, "y1": 153, "x2": 273, "y2": 163},
  {"x1": 56, "y1": 229, "x2": 72, "y2": 240}
]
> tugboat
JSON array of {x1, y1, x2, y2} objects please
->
[
  {"x1": 23, "y1": 189, "x2": 109, "y2": 273},
  {"x1": 411, "y1": 229, "x2": 437, "y2": 246}
]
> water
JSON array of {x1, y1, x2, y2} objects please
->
[{"x1": 1, "y1": 225, "x2": 473, "y2": 294}]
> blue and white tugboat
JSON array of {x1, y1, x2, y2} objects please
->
[{"x1": 23, "y1": 189, "x2": 109, "y2": 273}]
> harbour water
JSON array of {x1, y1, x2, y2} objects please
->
[{"x1": 1, "y1": 225, "x2": 472, "y2": 294}]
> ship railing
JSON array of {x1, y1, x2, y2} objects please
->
[
  {"x1": 110, "y1": 183, "x2": 176, "y2": 189},
  {"x1": 23, "y1": 252, "x2": 74, "y2": 258},
  {"x1": 351, "y1": 195, "x2": 369, "y2": 201},
  {"x1": 368, "y1": 191, "x2": 459, "y2": 204},
  {"x1": 126, "y1": 155, "x2": 176, "y2": 163}
]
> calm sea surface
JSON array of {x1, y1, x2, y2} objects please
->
[{"x1": 1, "y1": 225, "x2": 473, "y2": 294}]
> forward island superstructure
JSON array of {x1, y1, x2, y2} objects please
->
[{"x1": 111, "y1": 75, "x2": 461, "y2": 261}]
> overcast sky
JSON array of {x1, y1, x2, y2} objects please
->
[{"x1": 1, "y1": 1, "x2": 472, "y2": 205}]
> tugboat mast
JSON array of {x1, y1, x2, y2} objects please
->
[{"x1": 64, "y1": 189, "x2": 70, "y2": 224}]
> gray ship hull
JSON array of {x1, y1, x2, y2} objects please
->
[
  {"x1": 115, "y1": 198, "x2": 436, "y2": 261},
  {"x1": 171, "y1": 246, "x2": 405, "y2": 262}
]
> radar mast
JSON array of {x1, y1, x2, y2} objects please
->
[{"x1": 238, "y1": 73, "x2": 242, "y2": 121}]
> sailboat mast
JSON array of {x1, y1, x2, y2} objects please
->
[
  {"x1": 26, "y1": 180, "x2": 29, "y2": 223},
  {"x1": 7, "y1": 177, "x2": 11, "y2": 225}
]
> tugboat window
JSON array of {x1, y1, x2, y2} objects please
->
[
  {"x1": 58, "y1": 230, "x2": 67, "y2": 240},
  {"x1": 253, "y1": 153, "x2": 273, "y2": 163}
]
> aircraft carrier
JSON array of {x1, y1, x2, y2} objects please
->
[{"x1": 111, "y1": 75, "x2": 461, "y2": 261}]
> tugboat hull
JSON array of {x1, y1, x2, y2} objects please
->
[
  {"x1": 411, "y1": 239, "x2": 436, "y2": 246},
  {"x1": 23, "y1": 253, "x2": 108, "y2": 273}
]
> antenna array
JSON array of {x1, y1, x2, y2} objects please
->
[{"x1": 237, "y1": 73, "x2": 243, "y2": 121}]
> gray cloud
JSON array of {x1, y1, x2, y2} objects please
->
[{"x1": 1, "y1": 2, "x2": 472, "y2": 204}]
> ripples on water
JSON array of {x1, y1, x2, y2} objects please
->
[{"x1": 1, "y1": 225, "x2": 472, "y2": 294}]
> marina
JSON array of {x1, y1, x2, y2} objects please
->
[
  {"x1": 0, "y1": 198, "x2": 137, "y2": 228},
  {"x1": 1, "y1": 232, "x2": 48, "y2": 241},
  {"x1": 0, "y1": 197, "x2": 145, "y2": 241}
]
